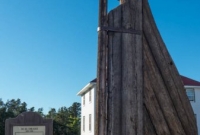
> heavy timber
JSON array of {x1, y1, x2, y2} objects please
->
[{"x1": 96, "y1": 0, "x2": 198, "y2": 135}]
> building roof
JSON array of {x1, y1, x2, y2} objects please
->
[
  {"x1": 180, "y1": 75, "x2": 200, "y2": 86},
  {"x1": 77, "y1": 76, "x2": 200, "y2": 96},
  {"x1": 77, "y1": 81, "x2": 96, "y2": 96},
  {"x1": 89, "y1": 76, "x2": 200, "y2": 86},
  {"x1": 90, "y1": 78, "x2": 97, "y2": 83}
]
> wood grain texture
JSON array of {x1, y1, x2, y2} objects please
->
[
  {"x1": 99, "y1": 0, "x2": 143, "y2": 134},
  {"x1": 107, "y1": 6, "x2": 122, "y2": 135},
  {"x1": 120, "y1": 1, "x2": 143, "y2": 135},
  {"x1": 95, "y1": 0, "x2": 108, "y2": 135},
  {"x1": 143, "y1": 0, "x2": 197, "y2": 134},
  {"x1": 144, "y1": 106, "x2": 157, "y2": 135},
  {"x1": 96, "y1": 0, "x2": 197, "y2": 134},
  {"x1": 143, "y1": 36, "x2": 171, "y2": 135},
  {"x1": 144, "y1": 35, "x2": 186, "y2": 135}
]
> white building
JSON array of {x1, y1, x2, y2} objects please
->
[
  {"x1": 77, "y1": 79, "x2": 96, "y2": 135},
  {"x1": 77, "y1": 76, "x2": 200, "y2": 135},
  {"x1": 181, "y1": 76, "x2": 200, "y2": 133}
]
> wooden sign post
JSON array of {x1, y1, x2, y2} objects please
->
[{"x1": 5, "y1": 112, "x2": 53, "y2": 135}]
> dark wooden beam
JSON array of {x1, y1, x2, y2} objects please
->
[
  {"x1": 96, "y1": 0, "x2": 108, "y2": 135},
  {"x1": 97, "y1": 0, "x2": 143, "y2": 134}
]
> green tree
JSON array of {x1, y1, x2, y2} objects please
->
[
  {"x1": 47, "y1": 103, "x2": 81, "y2": 135},
  {"x1": 0, "y1": 99, "x2": 35, "y2": 134},
  {"x1": 0, "y1": 99, "x2": 6, "y2": 135},
  {"x1": 0, "y1": 99, "x2": 80, "y2": 135},
  {"x1": 37, "y1": 108, "x2": 45, "y2": 117},
  {"x1": 68, "y1": 102, "x2": 81, "y2": 118},
  {"x1": 50, "y1": 107, "x2": 72, "y2": 135},
  {"x1": 68, "y1": 102, "x2": 81, "y2": 135},
  {"x1": 46, "y1": 108, "x2": 57, "y2": 119}
]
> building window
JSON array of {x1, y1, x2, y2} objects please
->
[
  {"x1": 194, "y1": 114, "x2": 197, "y2": 123},
  {"x1": 83, "y1": 116, "x2": 85, "y2": 131},
  {"x1": 89, "y1": 114, "x2": 92, "y2": 131},
  {"x1": 186, "y1": 88, "x2": 195, "y2": 101},
  {"x1": 89, "y1": 90, "x2": 91, "y2": 102},
  {"x1": 83, "y1": 95, "x2": 85, "y2": 105}
]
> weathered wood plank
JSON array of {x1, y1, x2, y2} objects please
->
[
  {"x1": 97, "y1": 0, "x2": 197, "y2": 134},
  {"x1": 144, "y1": 34, "x2": 186, "y2": 135},
  {"x1": 143, "y1": 36, "x2": 171, "y2": 135},
  {"x1": 120, "y1": 1, "x2": 143, "y2": 135},
  {"x1": 121, "y1": 3, "x2": 137, "y2": 135},
  {"x1": 143, "y1": 0, "x2": 198, "y2": 134},
  {"x1": 144, "y1": 106, "x2": 157, "y2": 135},
  {"x1": 96, "y1": 0, "x2": 108, "y2": 135},
  {"x1": 107, "y1": 6, "x2": 122, "y2": 135},
  {"x1": 135, "y1": 1, "x2": 143, "y2": 134},
  {"x1": 105, "y1": 0, "x2": 143, "y2": 134}
]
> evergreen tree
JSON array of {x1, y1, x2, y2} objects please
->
[{"x1": 0, "y1": 99, "x2": 80, "y2": 135}]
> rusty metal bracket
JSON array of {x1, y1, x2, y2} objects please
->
[{"x1": 97, "y1": 26, "x2": 142, "y2": 35}]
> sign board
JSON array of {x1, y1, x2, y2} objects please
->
[
  {"x1": 5, "y1": 112, "x2": 53, "y2": 135},
  {"x1": 13, "y1": 126, "x2": 45, "y2": 135}
]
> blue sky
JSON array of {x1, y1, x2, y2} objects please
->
[{"x1": 0, "y1": 0, "x2": 199, "y2": 113}]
